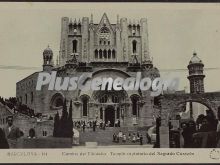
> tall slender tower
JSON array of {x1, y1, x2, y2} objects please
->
[{"x1": 187, "y1": 52, "x2": 205, "y2": 94}]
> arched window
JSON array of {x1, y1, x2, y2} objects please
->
[
  {"x1": 95, "y1": 49, "x2": 98, "y2": 59},
  {"x1": 112, "y1": 50, "x2": 116, "y2": 59},
  {"x1": 103, "y1": 49, "x2": 107, "y2": 59},
  {"x1": 108, "y1": 49, "x2": 111, "y2": 59},
  {"x1": 100, "y1": 95, "x2": 107, "y2": 103},
  {"x1": 132, "y1": 40, "x2": 137, "y2": 54},
  {"x1": 72, "y1": 40, "x2": 77, "y2": 53},
  {"x1": 112, "y1": 95, "x2": 119, "y2": 103},
  {"x1": 25, "y1": 94, "x2": 27, "y2": 104},
  {"x1": 131, "y1": 95, "x2": 139, "y2": 116},
  {"x1": 82, "y1": 96, "x2": 89, "y2": 116},
  {"x1": 31, "y1": 92, "x2": 34, "y2": 103},
  {"x1": 99, "y1": 49, "x2": 102, "y2": 59}
]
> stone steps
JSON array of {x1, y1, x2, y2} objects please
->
[{"x1": 78, "y1": 126, "x2": 150, "y2": 146}]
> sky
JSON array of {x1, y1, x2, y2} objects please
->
[{"x1": 0, "y1": 2, "x2": 220, "y2": 98}]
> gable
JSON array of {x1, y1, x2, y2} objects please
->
[{"x1": 96, "y1": 13, "x2": 114, "y2": 33}]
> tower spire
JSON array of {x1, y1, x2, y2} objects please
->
[{"x1": 187, "y1": 51, "x2": 205, "y2": 93}]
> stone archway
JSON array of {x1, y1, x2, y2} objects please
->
[{"x1": 50, "y1": 93, "x2": 64, "y2": 110}]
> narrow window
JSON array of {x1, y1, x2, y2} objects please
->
[
  {"x1": 131, "y1": 95, "x2": 139, "y2": 116},
  {"x1": 108, "y1": 50, "x2": 111, "y2": 59},
  {"x1": 95, "y1": 49, "x2": 98, "y2": 59},
  {"x1": 99, "y1": 50, "x2": 102, "y2": 59},
  {"x1": 112, "y1": 50, "x2": 116, "y2": 59},
  {"x1": 132, "y1": 40, "x2": 137, "y2": 54},
  {"x1": 31, "y1": 93, "x2": 33, "y2": 103},
  {"x1": 25, "y1": 94, "x2": 27, "y2": 104},
  {"x1": 72, "y1": 40, "x2": 77, "y2": 53},
  {"x1": 100, "y1": 108, "x2": 103, "y2": 119},
  {"x1": 82, "y1": 96, "x2": 89, "y2": 116},
  {"x1": 103, "y1": 49, "x2": 107, "y2": 59}
]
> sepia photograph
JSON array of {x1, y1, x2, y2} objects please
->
[{"x1": 0, "y1": 3, "x2": 220, "y2": 161}]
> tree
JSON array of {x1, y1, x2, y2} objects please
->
[
  {"x1": 53, "y1": 111, "x2": 60, "y2": 137},
  {"x1": 53, "y1": 99, "x2": 74, "y2": 138},
  {"x1": 60, "y1": 99, "x2": 69, "y2": 137},
  {"x1": 67, "y1": 100, "x2": 73, "y2": 138}
]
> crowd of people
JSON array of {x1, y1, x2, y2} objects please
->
[
  {"x1": 73, "y1": 119, "x2": 121, "y2": 132},
  {"x1": 170, "y1": 109, "x2": 220, "y2": 148},
  {"x1": 112, "y1": 130, "x2": 152, "y2": 145}
]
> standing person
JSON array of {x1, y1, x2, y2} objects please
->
[
  {"x1": 3, "y1": 116, "x2": 22, "y2": 148},
  {"x1": 132, "y1": 133, "x2": 136, "y2": 143},
  {"x1": 118, "y1": 130, "x2": 123, "y2": 141},
  {"x1": 92, "y1": 121, "x2": 96, "y2": 132},
  {"x1": 118, "y1": 119, "x2": 120, "y2": 127},
  {"x1": 140, "y1": 134, "x2": 143, "y2": 145},
  {"x1": 107, "y1": 120, "x2": 111, "y2": 127},
  {"x1": 113, "y1": 133, "x2": 117, "y2": 142},
  {"x1": 122, "y1": 134, "x2": 126, "y2": 143},
  {"x1": 0, "y1": 128, "x2": 9, "y2": 149},
  {"x1": 136, "y1": 132, "x2": 140, "y2": 142},
  {"x1": 128, "y1": 133, "x2": 131, "y2": 142},
  {"x1": 82, "y1": 122, "x2": 86, "y2": 132},
  {"x1": 206, "y1": 110, "x2": 218, "y2": 131}
]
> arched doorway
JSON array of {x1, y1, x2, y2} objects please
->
[{"x1": 105, "y1": 106, "x2": 115, "y2": 127}]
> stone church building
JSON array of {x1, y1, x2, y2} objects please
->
[{"x1": 16, "y1": 13, "x2": 160, "y2": 127}]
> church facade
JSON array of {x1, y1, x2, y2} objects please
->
[{"x1": 16, "y1": 13, "x2": 160, "y2": 127}]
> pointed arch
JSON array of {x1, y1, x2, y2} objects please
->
[
  {"x1": 99, "y1": 49, "x2": 102, "y2": 59},
  {"x1": 72, "y1": 40, "x2": 77, "y2": 53},
  {"x1": 131, "y1": 94, "x2": 140, "y2": 116},
  {"x1": 103, "y1": 49, "x2": 107, "y2": 59},
  {"x1": 95, "y1": 49, "x2": 98, "y2": 59},
  {"x1": 108, "y1": 49, "x2": 111, "y2": 59},
  {"x1": 132, "y1": 40, "x2": 137, "y2": 54},
  {"x1": 81, "y1": 95, "x2": 90, "y2": 117},
  {"x1": 112, "y1": 49, "x2": 116, "y2": 59}
]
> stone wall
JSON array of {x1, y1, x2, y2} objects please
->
[{"x1": 16, "y1": 137, "x2": 72, "y2": 148}]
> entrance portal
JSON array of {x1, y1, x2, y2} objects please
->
[{"x1": 105, "y1": 106, "x2": 115, "y2": 127}]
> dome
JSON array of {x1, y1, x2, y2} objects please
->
[
  {"x1": 189, "y1": 52, "x2": 203, "y2": 64},
  {"x1": 43, "y1": 45, "x2": 53, "y2": 57}
]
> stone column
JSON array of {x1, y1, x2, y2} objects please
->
[{"x1": 159, "y1": 101, "x2": 170, "y2": 148}]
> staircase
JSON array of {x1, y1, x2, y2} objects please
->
[{"x1": 78, "y1": 126, "x2": 151, "y2": 146}]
